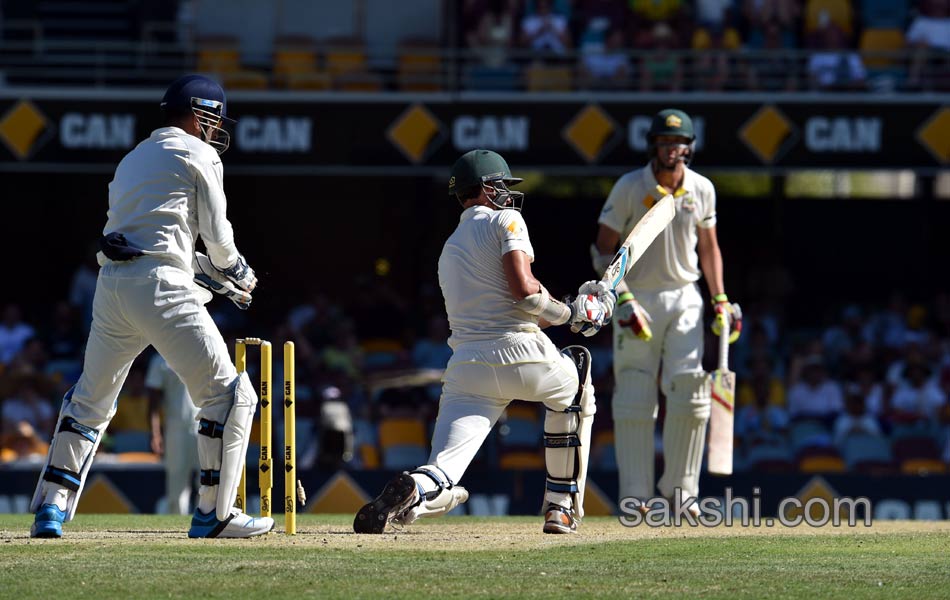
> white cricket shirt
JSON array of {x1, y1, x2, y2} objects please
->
[
  {"x1": 100, "y1": 126, "x2": 239, "y2": 273},
  {"x1": 438, "y1": 206, "x2": 536, "y2": 348},
  {"x1": 598, "y1": 164, "x2": 717, "y2": 292}
]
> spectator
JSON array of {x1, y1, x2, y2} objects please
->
[
  {"x1": 786, "y1": 355, "x2": 844, "y2": 421},
  {"x1": 638, "y1": 22, "x2": 684, "y2": 91},
  {"x1": 697, "y1": 0, "x2": 736, "y2": 29},
  {"x1": 106, "y1": 365, "x2": 151, "y2": 453},
  {"x1": 742, "y1": 0, "x2": 798, "y2": 48},
  {"x1": 833, "y1": 383, "x2": 882, "y2": 445},
  {"x1": 577, "y1": 0, "x2": 628, "y2": 52},
  {"x1": 905, "y1": 0, "x2": 950, "y2": 90},
  {"x1": 736, "y1": 362, "x2": 790, "y2": 438},
  {"x1": 68, "y1": 247, "x2": 99, "y2": 333},
  {"x1": 43, "y1": 302, "x2": 84, "y2": 362},
  {"x1": 745, "y1": 19, "x2": 797, "y2": 91},
  {"x1": 519, "y1": 0, "x2": 572, "y2": 57},
  {"x1": 0, "y1": 304, "x2": 35, "y2": 365},
  {"x1": 692, "y1": 23, "x2": 742, "y2": 91},
  {"x1": 889, "y1": 356, "x2": 946, "y2": 422},
  {"x1": 806, "y1": 16, "x2": 867, "y2": 91},
  {"x1": 316, "y1": 385, "x2": 354, "y2": 469},
  {"x1": 1, "y1": 371, "x2": 54, "y2": 436},
  {"x1": 466, "y1": 0, "x2": 517, "y2": 68},
  {"x1": 578, "y1": 27, "x2": 632, "y2": 89}
]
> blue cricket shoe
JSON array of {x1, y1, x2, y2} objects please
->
[{"x1": 31, "y1": 503, "x2": 67, "y2": 538}]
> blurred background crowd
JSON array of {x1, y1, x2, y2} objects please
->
[{"x1": 0, "y1": 0, "x2": 948, "y2": 92}]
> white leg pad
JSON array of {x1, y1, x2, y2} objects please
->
[
  {"x1": 30, "y1": 387, "x2": 109, "y2": 520},
  {"x1": 196, "y1": 372, "x2": 258, "y2": 521},
  {"x1": 544, "y1": 346, "x2": 595, "y2": 518},
  {"x1": 612, "y1": 370, "x2": 658, "y2": 502},
  {"x1": 658, "y1": 372, "x2": 711, "y2": 501}
]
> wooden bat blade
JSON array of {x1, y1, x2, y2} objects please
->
[
  {"x1": 602, "y1": 193, "x2": 675, "y2": 289},
  {"x1": 708, "y1": 318, "x2": 735, "y2": 475}
]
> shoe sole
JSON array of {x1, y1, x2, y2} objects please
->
[
  {"x1": 542, "y1": 523, "x2": 577, "y2": 534},
  {"x1": 30, "y1": 526, "x2": 62, "y2": 539},
  {"x1": 354, "y1": 473, "x2": 416, "y2": 534}
]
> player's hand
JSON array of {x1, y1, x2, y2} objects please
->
[
  {"x1": 615, "y1": 292, "x2": 653, "y2": 341},
  {"x1": 569, "y1": 293, "x2": 612, "y2": 337},
  {"x1": 218, "y1": 254, "x2": 257, "y2": 293},
  {"x1": 193, "y1": 251, "x2": 253, "y2": 310},
  {"x1": 576, "y1": 280, "x2": 616, "y2": 321},
  {"x1": 711, "y1": 294, "x2": 742, "y2": 343}
]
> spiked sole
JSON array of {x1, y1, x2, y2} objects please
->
[{"x1": 353, "y1": 473, "x2": 417, "y2": 534}]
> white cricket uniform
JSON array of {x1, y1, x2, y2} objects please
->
[
  {"x1": 33, "y1": 126, "x2": 247, "y2": 519},
  {"x1": 430, "y1": 206, "x2": 584, "y2": 487},
  {"x1": 145, "y1": 352, "x2": 199, "y2": 515},
  {"x1": 598, "y1": 164, "x2": 717, "y2": 502}
]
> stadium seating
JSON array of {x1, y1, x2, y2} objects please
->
[
  {"x1": 272, "y1": 35, "x2": 330, "y2": 90},
  {"x1": 859, "y1": 29, "x2": 905, "y2": 69},
  {"x1": 116, "y1": 451, "x2": 160, "y2": 464},
  {"x1": 524, "y1": 63, "x2": 574, "y2": 91},
  {"x1": 499, "y1": 450, "x2": 545, "y2": 469},
  {"x1": 592, "y1": 430, "x2": 617, "y2": 471},
  {"x1": 743, "y1": 444, "x2": 795, "y2": 472},
  {"x1": 195, "y1": 35, "x2": 268, "y2": 90},
  {"x1": 899, "y1": 458, "x2": 947, "y2": 475},
  {"x1": 382, "y1": 443, "x2": 429, "y2": 469},
  {"x1": 799, "y1": 454, "x2": 847, "y2": 473},
  {"x1": 397, "y1": 38, "x2": 443, "y2": 91},
  {"x1": 378, "y1": 417, "x2": 427, "y2": 448},
  {"x1": 324, "y1": 38, "x2": 383, "y2": 91},
  {"x1": 841, "y1": 432, "x2": 894, "y2": 472},
  {"x1": 463, "y1": 64, "x2": 521, "y2": 91},
  {"x1": 892, "y1": 436, "x2": 941, "y2": 462},
  {"x1": 789, "y1": 419, "x2": 833, "y2": 452}
]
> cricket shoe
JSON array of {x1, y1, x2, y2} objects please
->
[
  {"x1": 353, "y1": 472, "x2": 419, "y2": 534},
  {"x1": 188, "y1": 508, "x2": 274, "y2": 538},
  {"x1": 391, "y1": 485, "x2": 469, "y2": 527},
  {"x1": 30, "y1": 503, "x2": 67, "y2": 538},
  {"x1": 542, "y1": 504, "x2": 578, "y2": 534}
]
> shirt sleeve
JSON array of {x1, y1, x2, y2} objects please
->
[
  {"x1": 698, "y1": 177, "x2": 717, "y2": 229},
  {"x1": 193, "y1": 148, "x2": 240, "y2": 269},
  {"x1": 598, "y1": 174, "x2": 632, "y2": 234},
  {"x1": 144, "y1": 354, "x2": 164, "y2": 390},
  {"x1": 497, "y1": 210, "x2": 534, "y2": 260}
]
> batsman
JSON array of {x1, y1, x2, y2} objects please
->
[
  {"x1": 591, "y1": 109, "x2": 741, "y2": 512},
  {"x1": 354, "y1": 149, "x2": 615, "y2": 535}
]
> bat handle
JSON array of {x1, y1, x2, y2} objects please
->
[{"x1": 717, "y1": 314, "x2": 730, "y2": 371}]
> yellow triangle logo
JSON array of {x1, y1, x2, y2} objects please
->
[
  {"x1": 582, "y1": 479, "x2": 614, "y2": 516},
  {"x1": 307, "y1": 471, "x2": 371, "y2": 514},
  {"x1": 562, "y1": 104, "x2": 617, "y2": 163},
  {"x1": 0, "y1": 100, "x2": 50, "y2": 160},
  {"x1": 917, "y1": 107, "x2": 950, "y2": 163},
  {"x1": 76, "y1": 474, "x2": 134, "y2": 514},
  {"x1": 739, "y1": 105, "x2": 795, "y2": 164},
  {"x1": 387, "y1": 104, "x2": 442, "y2": 164},
  {"x1": 783, "y1": 475, "x2": 848, "y2": 523}
]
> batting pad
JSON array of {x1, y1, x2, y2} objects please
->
[{"x1": 657, "y1": 372, "x2": 710, "y2": 501}]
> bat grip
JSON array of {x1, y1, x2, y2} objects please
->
[{"x1": 717, "y1": 314, "x2": 730, "y2": 370}]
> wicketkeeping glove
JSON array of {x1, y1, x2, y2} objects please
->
[
  {"x1": 615, "y1": 292, "x2": 653, "y2": 341},
  {"x1": 710, "y1": 293, "x2": 742, "y2": 343},
  {"x1": 193, "y1": 252, "x2": 253, "y2": 310}
]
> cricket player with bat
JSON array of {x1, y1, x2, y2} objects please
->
[
  {"x1": 355, "y1": 149, "x2": 616, "y2": 535},
  {"x1": 591, "y1": 109, "x2": 742, "y2": 514}
]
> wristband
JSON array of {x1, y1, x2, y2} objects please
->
[
  {"x1": 712, "y1": 293, "x2": 729, "y2": 304},
  {"x1": 617, "y1": 292, "x2": 635, "y2": 304}
]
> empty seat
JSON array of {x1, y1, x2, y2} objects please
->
[
  {"x1": 861, "y1": 0, "x2": 909, "y2": 28},
  {"x1": 900, "y1": 458, "x2": 947, "y2": 475},
  {"x1": 195, "y1": 35, "x2": 268, "y2": 89},
  {"x1": 524, "y1": 63, "x2": 573, "y2": 91},
  {"x1": 859, "y1": 29, "x2": 905, "y2": 68},
  {"x1": 273, "y1": 35, "x2": 330, "y2": 90},
  {"x1": 841, "y1": 432, "x2": 892, "y2": 469},
  {"x1": 799, "y1": 454, "x2": 847, "y2": 473},
  {"x1": 398, "y1": 38, "x2": 442, "y2": 91},
  {"x1": 499, "y1": 450, "x2": 544, "y2": 469},
  {"x1": 116, "y1": 451, "x2": 160, "y2": 463},
  {"x1": 378, "y1": 417, "x2": 427, "y2": 448}
]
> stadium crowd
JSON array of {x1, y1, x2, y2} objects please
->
[{"x1": 2, "y1": 250, "x2": 949, "y2": 478}]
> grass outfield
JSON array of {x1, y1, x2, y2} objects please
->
[{"x1": 2, "y1": 515, "x2": 949, "y2": 599}]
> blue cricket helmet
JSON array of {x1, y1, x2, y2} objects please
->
[{"x1": 160, "y1": 74, "x2": 233, "y2": 154}]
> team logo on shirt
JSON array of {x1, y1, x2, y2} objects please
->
[
  {"x1": 680, "y1": 194, "x2": 696, "y2": 213},
  {"x1": 506, "y1": 220, "x2": 521, "y2": 235}
]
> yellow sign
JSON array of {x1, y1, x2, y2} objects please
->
[
  {"x1": 917, "y1": 107, "x2": 950, "y2": 164},
  {"x1": 739, "y1": 105, "x2": 795, "y2": 164},
  {"x1": 562, "y1": 104, "x2": 617, "y2": 163},
  {"x1": 307, "y1": 471, "x2": 371, "y2": 514},
  {"x1": 387, "y1": 104, "x2": 442, "y2": 164},
  {"x1": 0, "y1": 100, "x2": 50, "y2": 159}
]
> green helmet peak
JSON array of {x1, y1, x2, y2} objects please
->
[{"x1": 448, "y1": 149, "x2": 524, "y2": 211}]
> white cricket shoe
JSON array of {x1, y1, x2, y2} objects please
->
[{"x1": 188, "y1": 508, "x2": 274, "y2": 538}]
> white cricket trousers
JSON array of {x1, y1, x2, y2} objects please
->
[
  {"x1": 66, "y1": 258, "x2": 237, "y2": 436},
  {"x1": 428, "y1": 331, "x2": 579, "y2": 485}
]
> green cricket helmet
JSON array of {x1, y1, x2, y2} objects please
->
[
  {"x1": 448, "y1": 149, "x2": 524, "y2": 211},
  {"x1": 647, "y1": 108, "x2": 696, "y2": 166}
]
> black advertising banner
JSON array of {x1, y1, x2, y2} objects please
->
[{"x1": 0, "y1": 91, "x2": 947, "y2": 173}]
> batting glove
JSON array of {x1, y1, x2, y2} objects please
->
[
  {"x1": 710, "y1": 293, "x2": 742, "y2": 343},
  {"x1": 615, "y1": 292, "x2": 653, "y2": 341},
  {"x1": 569, "y1": 293, "x2": 612, "y2": 337}
]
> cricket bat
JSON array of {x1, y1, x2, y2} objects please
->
[
  {"x1": 708, "y1": 315, "x2": 736, "y2": 475},
  {"x1": 601, "y1": 193, "x2": 675, "y2": 289}
]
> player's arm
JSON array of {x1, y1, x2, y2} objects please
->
[
  {"x1": 592, "y1": 223, "x2": 652, "y2": 340},
  {"x1": 698, "y1": 225, "x2": 742, "y2": 342},
  {"x1": 194, "y1": 154, "x2": 256, "y2": 292}
]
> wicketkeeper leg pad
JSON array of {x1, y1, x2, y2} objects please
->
[
  {"x1": 543, "y1": 345, "x2": 596, "y2": 518},
  {"x1": 30, "y1": 387, "x2": 109, "y2": 520},
  {"x1": 196, "y1": 372, "x2": 258, "y2": 520},
  {"x1": 613, "y1": 369, "x2": 658, "y2": 502},
  {"x1": 657, "y1": 372, "x2": 711, "y2": 501}
]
